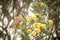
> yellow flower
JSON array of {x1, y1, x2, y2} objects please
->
[
  {"x1": 34, "y1": 28, "x2": 40, "y2": 33},
  {"x1": 33, "y1": 13, "x2": 41, "y2": 21},
  {"x1": 40, "y1": 24, "x2": 46, "y2": 29},
  {"x1": 40, "y1": 2, "x2": 45, "y2": 6},
  {"x1": 33, "y1": 23, "x2": 41, "y2": 28},
  {"x1": 48, "y1": 20, "x2": 53, "y2": 24},
  {"x1": 30, "y1": 31, "x2": 36, "y2": 36},
  {"x1": 33, "y1": 17, "x2": 38, "y2": 21},
  {"x1": 26, "y1": 29, "x2": 32, "y2": 34},
  {"x1": 27, "y1": 16, "x2": 34, "y2": 23}
]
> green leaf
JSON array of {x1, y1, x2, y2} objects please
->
[{"x1": 20, "y1": 33, "x2": 30, "y2": 40}]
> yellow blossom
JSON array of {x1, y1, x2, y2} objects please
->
[
  {"x1": 34, "y1": 28, "x2": 40, "y2": 33},
  {"x1": 40, "y1": 2, "x2": 45, "y2": 6},
  {"x1": 30, "y1": 31, "x2": 36, "y2": 36},
  {"x1": 26, "y1": 29, "x2": 32, "y2": 34},
  {"x1": 33, "y1": 13, "x2": 41, "y2": 21},
  {"x1": 27, "y1": 16, "x2": 34, "y2": 23},
  {"x1": 40, "y1": 24, "x2": 46, "y2": 29},
  {"x1": 33, "y1": 17, "x2": 38, "y2": 21},
  {"x1": 48, "y1": 20, "x2": 53, "y2": 24},
  {"x1": 33, "y1": 23, "x2": 41, "y2": 28}
]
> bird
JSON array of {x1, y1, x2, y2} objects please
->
[{"x1": 10, "y1": 15, "x2": 23, "y2": 28}]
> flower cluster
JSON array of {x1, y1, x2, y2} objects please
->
[
  {"x1": 11, "y1": 13, "x2": 53, "y2": 40},
  {"x1": 26, "y1": 13, "x2": 53, "y2": 37}
]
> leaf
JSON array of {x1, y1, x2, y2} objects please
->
[{"x1": 20, "y1": 33, "x2": 30, "y2": 40}]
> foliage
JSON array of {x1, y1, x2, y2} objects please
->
[
  {"x1": 0, "y1": 0, "x2": 60, "y2": 40},
  {"x1": 11, "y1": 13, "x2": 53, "y2": 40}
]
